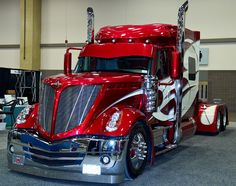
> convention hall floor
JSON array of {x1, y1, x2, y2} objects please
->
[{"x1": 0, "y1": 121, "x2": 236, "y2": 186}]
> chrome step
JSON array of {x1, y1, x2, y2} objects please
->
[{"x1": 155, "y1": 143, "x2": 177, "y2": 156}]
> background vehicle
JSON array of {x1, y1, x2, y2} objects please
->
[{"x1": 7, "y1": 1, "x2": 228, "y2": 184}]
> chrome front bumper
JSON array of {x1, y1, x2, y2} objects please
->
[{"x1": 7, "y1": 129, "x2": 128, "y2": 184}]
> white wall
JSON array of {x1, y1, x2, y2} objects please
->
[
  {"x1": 0, "y1": 49, "x2": 20, "y2": 68},
  {"x1": 1, "y1": 0, "x2": 236, "y2": 70},
  {"x1": 41, "y1": 0, "x2": 236, "y2": 70},
  {"x1": 0, "y1": 0, "x2": 20, "y2": 68},
  {"x1": 41, "y1": 48, "x2": 79, "y2": 70},
  {"x1": 200, "y1": 44, "x2": 236, "y2": 71},
  {"x1": 41, "y1": 0, "x2": 236, "y2": 41}
]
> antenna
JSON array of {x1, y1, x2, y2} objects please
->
[
  {"x1": 87, "y1": 7, "x2": 94, "y2": 43},
  {"x1": 64, "y1": 1, "x2": 68, "y2": 47}
]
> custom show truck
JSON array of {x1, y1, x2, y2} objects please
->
[{"x1": 8, "y1": 1, "x2": 228, "y2": 184}]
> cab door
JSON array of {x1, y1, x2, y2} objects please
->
[{"x1": 152, "y1": 48, "x2": 177, "y2": 122}]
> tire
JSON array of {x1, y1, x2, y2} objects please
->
[
  {"x1": 125, "y1": 123, "x2": 148, "y2": 179},
  {"x1": 216, "y1": 113, "x2": 221, "y2": 134},
  {"x1": 220, "y1": 109, "x2": 227, "y2": 131}
]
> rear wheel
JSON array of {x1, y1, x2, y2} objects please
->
[
  {"x1": 221, "y1": 109, "x2": 227, "y2": 131},
  {"x1": 125, "y1": 123, "x2": 148, "y2": 179},
  {"x1": 216, "y1": 113, "x2": 221, "y2": 134}
]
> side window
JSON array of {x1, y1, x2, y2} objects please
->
[
  {"x1": 156, "y1": 50, "x2": 170, "y2": 79},
  {"x1": 188, "y1": 57, "x2": 196, "y2": 81}
]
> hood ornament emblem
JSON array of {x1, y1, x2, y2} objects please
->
[{"x1": 51, "y1": 80, "x2": 62, "y2": 89}]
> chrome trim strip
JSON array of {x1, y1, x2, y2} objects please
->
[
  {"x1": 9, "y1": 130, "x2": 128, "y2": 153},
  {"x1": 155, "y1": 144, "x2": 177, "y2": 156},
  {"x1": 8, "y1": 129, "x2": 129, "y2": 184},
  {"x1": 23, "y1": 151, "x2": 84, "y2": 161},
  {"x1": 25, "y1": 143, "x2": 86, "y2": 154}
]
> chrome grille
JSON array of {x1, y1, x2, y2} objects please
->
[
  {"x1": 24, "y1": 146, "x2": 85, "y2": 166},
  {"x1": 54, "y1": 85, "x2": 101, "y2": 134},
  {"x1": 20, "y1": 134, "x2": 87, "y2": 166},
  {"x1": 39, "y1": 84, "x2": 55, "y2": 133}
]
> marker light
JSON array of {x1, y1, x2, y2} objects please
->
[
  {"x1": 100, "y1": 155, "x2": 111, "y2": 165},
  {"x1": 9, "y1": 145, "x2": 14, "y2": 153}
]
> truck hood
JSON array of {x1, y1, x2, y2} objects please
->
[
  {"x1": 43, "y1": 72, "x2": 143, "y2": 86},
  {"x1": 36, "y1": 71, "x2": 144, "y2": 140}
]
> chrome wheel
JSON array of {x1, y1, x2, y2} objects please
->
[
  {"x1": 216, "y1": 113, "x2": 221, "y2": 132},
  {"x1": 221, "y1": 109, "x2": 227, "y2": 131},
  {"x1": 126, "y1": 123, "x2": 148, "y2": 179},
  {"x1": 223, "y1": 111, "x2": 227, "y2": 127},
  {"x1": 129, "y1": 133, "x2": 147, "y2": 170}
]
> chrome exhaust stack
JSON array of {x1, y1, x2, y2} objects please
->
[
  {"x1": 87, "y1": 7, "x2": 94, "y2": 43},
  {"x1": 173, "y1": 0, "x2": 188, "y2": 144}
]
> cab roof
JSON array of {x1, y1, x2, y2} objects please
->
[
  {"x1": 95, "y1": 23, "x2": 199, "y2": 45},
  {"x1": 79, "y1": 23, "x2": 200, "y2": 59}
]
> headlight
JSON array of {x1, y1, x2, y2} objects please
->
[
  {"x1": 105, "y1": 112, "x2": 121, "y2": 132},
  {"x1": 15, "y1": 105, "x2": 33, "y2": 124}
]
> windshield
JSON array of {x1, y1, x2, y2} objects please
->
[{"x1": 74, "y1": 56, "x2": 151, "y2": 74}]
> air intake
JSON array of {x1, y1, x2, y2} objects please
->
[
  {"x1": 54, "y1": 85, "x2": 101, "y2": 134},
  {"x1": 39, "y1": 84, "x2": 55, "y2": 133}
]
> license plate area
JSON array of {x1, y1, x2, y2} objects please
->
[
  {"x1": 12, "y1": 154, "x2": 25, "y2": 165},
  {"x1": 82, "y1": 164, "x2": 101, "y2": 175}
]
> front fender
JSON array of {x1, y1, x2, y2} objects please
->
[
  {"x1": 85, "y1": 106, "x2": 146, "y2": 137},
  {"x1": 195, "y1": 102, "x2": 227, "y2": 133}
]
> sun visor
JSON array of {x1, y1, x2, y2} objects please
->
[{"x1": 79, "y1": 43, "x2": 153, "y2": 59}]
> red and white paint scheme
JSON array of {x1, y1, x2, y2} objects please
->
[{"x1": 7, "y1": 1, "x2": 228, "y2": 184}]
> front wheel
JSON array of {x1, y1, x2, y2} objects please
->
[{"x1": 125, "y1": 123, "x2": 148, "y2": 179}]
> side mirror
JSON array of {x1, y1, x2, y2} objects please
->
[
  {"x1": 64, "y1": 51, "x2": 72, "y2": 75},
  {"x1": 170, "y1": 51, "x2": 181, "y2": 79},
  {"x1": 64, "y1": 47, "x2": 82, "y2": 75}
]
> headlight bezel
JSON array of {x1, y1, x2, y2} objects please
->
[
  {"x1": 15, "y1": 105, "x2": 34, "y2": 124},
  {"x1": 105, "y1": 111, "x2": 121, "y2": 132}
]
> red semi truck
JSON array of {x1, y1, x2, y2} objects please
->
[{"x1": 7, "y1": 1, "x2": 228, "y2": 184}]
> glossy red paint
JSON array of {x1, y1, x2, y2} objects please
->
[
  {"x1": 43, "y1": 72, "x2": 143, "y2": 86},
  {"x1": 170, "y1": 51, "x2": 181, "y2": 79},
  {"x1": 95, "y1": 24, "x2": 199, "y2": 46},
  {"x1": 51, "y1": 85, "x2": 143, "y2": 140},
  {"x1": 185, "y1": 29, "x2": 200, "y2": 41},
  {"x1": 161, "y1": 99, "x2": 177, "y2": 116},
  {"x1": 96, "y1": 24, "x2": 177, "y2": 44},
  {"x1": 64, "y1": 47, "x2": 82, "y2": 75},
  {"x1": 80, "y1": 43, "x2": 153, "y2": 59},
  {"x1": 34, "y1": 72, "x2": 144, "y2": 140},
  {"x1": 158, "y1": 81, "x2": 175, "y2": 86},
  {"x1": 84, "y1": 106, "x2": 146, "y2": 136},
  {"x1": 194, "y1": 102, "x2": 221, "y2": 133},
  {"x1": 14, "y1": 23, "x2": 202, "y2": 143},
  {"x1": 15, "y1": 22, "x2": 202, "y2": 144},
  {"x1": 64, "y1": 52, "x2": 72, "y2": 75}
]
